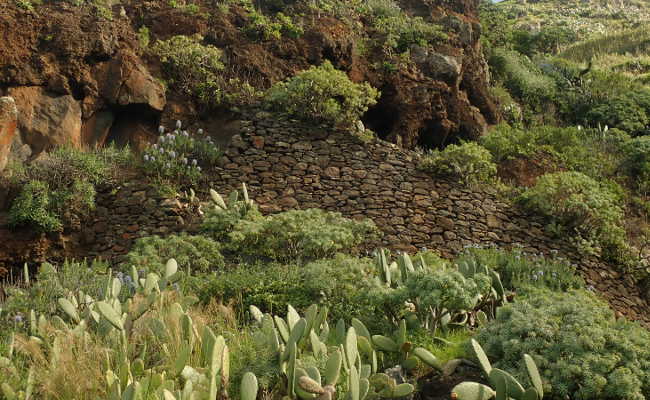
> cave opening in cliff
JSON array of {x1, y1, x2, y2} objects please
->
[
  {"x1": 105, "y1": 104, "x2": 160, "y2": 151},
  {"x1": 417, "y1": 119, "x2": 460, "y2": 150},
  {"x1": 362, "y1": 88, "x2": 398, "y2": 141}
]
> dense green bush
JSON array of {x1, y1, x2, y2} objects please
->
[
  {"x1": 517, "y1": 171, "x2": 627, "y2": 260},
  {"x1": 122, "y1": 234, "x2": 225, "y2": 274},
  {"x1": 586, "y1": 89, "x2": 650, "y2": 136},
  {"x1": 419, "y1": 142, "x2": 497, "y2": 184},
  {"x1": 244, "y1": 10, "x2": 303, "y2": 40},
  {"x1": 512, "y1": 26, "x2": 578, "y2": 57},
  {"x1": 621, "y1": 136, "x2": 650, "y2": 190},
  {"x1": 476, "y1": 288, "x2": 650, "y2": 400},
  {"x1": 482, "y1": 123, "x2": 630, "y2": 184},
  {"x1": 264, "y1": 60, "x2": 380, "y2": 126},
  {"x1": 7, "y1": 146, "x2": 128, "y2": 232},
  {"x1": 489, "y1": 48, "x2": 557, "y2": 110},
  {"x1": 481, "y1": 124, "x2": 582, "y2": 162},
  {"x1": 227, "y1": 208, "x2": 379, "y2": 261},
  {"x1": 455, "y1": 247, "x2": 584, "y2": 293},
  {"x1": 8, "y1": 180, "x2": 64, "y2": 232},
  {"x1": 191, "y1": 254, "x2": 386, "y2": 329},
  {"x1": 201, "y1": 192, "x2": 263, "y2": 242},
  {"x1": 153, "y1": 35, "x2": 225, "y2": 107},
  {"x1": 360, "y1": 0, "x2": 447, "y2": 53}
]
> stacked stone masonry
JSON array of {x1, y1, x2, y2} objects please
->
[{"x1": 74, "y1": 111, "x2": 649, "y2": 326}]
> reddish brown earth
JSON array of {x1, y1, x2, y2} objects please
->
[
  {"x1": 0, "y1": 0, "x2": 497, "y2": 153},
  {"x1": 497, "y1": 153, "x2": 563, "y2": 187}
]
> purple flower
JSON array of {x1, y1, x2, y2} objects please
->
[{"x1": 13, "y1": 314, "x2": 24, "y2": 323}]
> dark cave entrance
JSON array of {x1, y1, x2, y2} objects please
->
[
  {"x1": 362, "y1": 87, "x2": 399, "y2": 141},
  {"x1": 105, "y1": 104, "x2": 160, "y2": 150},
  {"x1": 416, "y1": 119, "x2": 461, "y2": 150}
]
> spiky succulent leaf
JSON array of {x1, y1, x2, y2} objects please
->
[
  {"x1": 524, "y1": 354, "x2": 543, "y2": 398},
  {"x1": 58, "y1": 298, "x2": 80, "y2": 324},
  {"x1": 451, "y1": 382, "x2": 496, "y2": 400},
  {"x1": 471, "y1": 339, "x2": 492, "y2": 376},
  {"x1": 241, "y1": 372, "x2": 259, "y2": 400},
  {"x1": 372, "y1": 335, "x2": 399, "y2": 352}
]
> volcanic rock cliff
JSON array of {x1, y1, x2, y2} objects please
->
[{"x1": 0, "y1": 0, "x2": 497, "y2": 163}]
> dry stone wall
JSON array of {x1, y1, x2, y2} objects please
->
[
  {"x1": 73, "y1": 109, "x2": 650, "y2": 326},
  {"x1": 207, "y1": 110, "x2": 650, "y2": 326}
]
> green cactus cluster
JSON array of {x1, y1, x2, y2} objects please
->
[
  {"x1": 0, "y1": 258, "x2": 254, "y2": 400},
  {"x1": 451, "y1": 339, "x2": 545, "y2": 400},
  {"x1": 372, "y1": 249, "x2": 508, "y2": 333},
  {"x1": 250, "y1": 305, "x2": 426, "y2": 400}
]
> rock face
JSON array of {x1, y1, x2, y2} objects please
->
[
  {"x1": 0, "y1": 97, "x2": 17, "y2": 172},
  {"x1": 0, "y1": 0, "x2": 494, "y2": 151},
  {"x1": 0, "y1": 5, "x2": 165, "y2": 154},
  {"x1": 97, "y1": 51, "x2": 166, "y2": 112},
  {"x1": 8, "y1": 87, "x2": 82, "y2": 157}
]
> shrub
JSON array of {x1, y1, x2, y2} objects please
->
[
  {"x1": 517, "y1": 171, "x2": 627, "y2": 260},
  {"x1": 366, "y1": 267, "x2": 492, "y2": 333},
  {"x1": 227, "y1": 208, "x2": 379, "y2": 261},
  {"x1": 201, "y1": 189, "x2": 263, "y2": 242},
  {"x1": 153, "y1": 35, "x2": 226, "y2": 108},
  {"x1": 476, "y1": 288, "x2": 650, "y2": 400},
  {"x1": 359, "y1": 0, "x2": 447, "y2": 53},
  {"x1": 586, "y1": 89, "x2": 650, "y2": 136},
  {"x1": 621, "y1": 136, "x2": 650, "y2": 190},
  {"x1": 419, "y1": 142, "x2": 497, "y2": 184},
  {"x1": 455, "y1": 247, "x2": 584, "y2": 293},
  {"x1": 244, "y1": 10, "x2": 303, "y2": 40},
  {"x1": 8, "y1": 180, "x2": 63, "y2": 232},
  {"x1": 122, "y1": 234, "x2": 225, "y2": 275},
  {"x1": 190, "y1": 254, "x2": 386, "y2": 329},
  {"x1": 264, "y1": 60, "x2": 380, "y2": 127},
  {"x1": 481, "y1": 124, "x2": 582, "y2": 162},
  {"x1": 489, "y1": 48, "x2": 556, "y2": 110},
  {"x1": 141, "y1": 121, "x2": 221, "y2": 185},
  {"x1": 7, "y1": 146, "x2": 126, "y2": 232}
]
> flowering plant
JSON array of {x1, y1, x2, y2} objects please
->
[{"x1": 142, "y1": 121, "x2": 221, "y2": 184}]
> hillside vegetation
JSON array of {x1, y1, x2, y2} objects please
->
[{"x1": 3, "y1": 0, "x2": 650, "y2": 399}]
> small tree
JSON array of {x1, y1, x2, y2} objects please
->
[{"x1": 264, "y1": 61, "x2": 380, "y2": 127}]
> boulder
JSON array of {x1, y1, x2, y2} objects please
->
[
  {"x1": 0, "y1": 96, "x2": 17, "y2": 172},
  {"x1": 98, "y1": 51, "x2": 166, "y2": 111},
  {"x1": 8, "y1": 86, "x2": 82, "y2": 157},
  {"x1": 425, "y1": 53, "x2": 462, "y2": 85},
  {"x1": 82, "y1": 110, "x2": 115, "y2": 148}
]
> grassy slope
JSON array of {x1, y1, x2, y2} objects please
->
[{"x1": 495, "y1": 0, "x2": 650, "y2": 80}]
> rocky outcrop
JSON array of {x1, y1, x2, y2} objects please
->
[
  {"x1": 8, "y1": 87, "x2": 82, "y2": 157},
  {"x1": 0, "y1": 0, "x2": 495, "y2": 152},
  {"x1": 0, "y1": 4, "x2": 165, "y2": 154},
  {"x1": 0, "y1": 97, "x2": 17, "y2": 172},
  {"x1": 97, "y1": 51, "x2": 166, "y2": 112}
]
